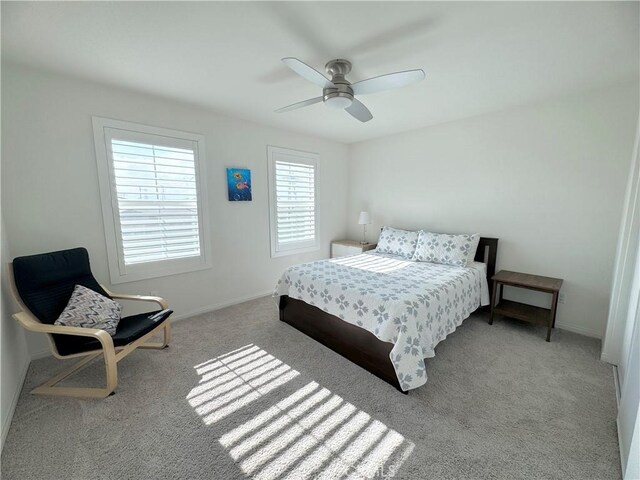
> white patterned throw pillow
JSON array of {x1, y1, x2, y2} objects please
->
[
  {"x1": 55, "y1": 285, "x2": 122, "y2": 335},
  {"x1": 375, "y1": 227, "x2": 419, "y2": 259},
  {"x1": 412, "y1": 231, "x2": 480, "y2": 267}
]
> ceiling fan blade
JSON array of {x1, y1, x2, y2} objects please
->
[
  {"x1": 345, "y1": 98, "x2": 373, "y2": 123},
  {"x1": 352, "y1": 69, "x2": 425, "y2": 95},
  {"x1": 275, "y1": 96, "x2": 323, "y2": 113},
  {"x1": 282, "y1": 57, "x2": 335, "y2": 89}
]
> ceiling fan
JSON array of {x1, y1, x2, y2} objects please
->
[{"x1": 275, "y1": 58, "x2": 426, "y2": 123}]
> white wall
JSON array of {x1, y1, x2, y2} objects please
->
[
  {"x1": 0, "y1": 214, "x2": 30, "y2": 450},
  {"x1": 347, "y1": 82, "x2": 639, "y2": 338},
  {"x1": 1, "y1": 63, "x2": 349, "y2": 357}
]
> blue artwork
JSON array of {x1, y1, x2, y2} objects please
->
[{"x1": 226, "y1": 168, "x2": 252, "y2": 201}]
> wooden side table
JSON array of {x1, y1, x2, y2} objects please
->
[
  {"x1": 489, "y1": 270, "x2": 563, "y2": 342},
  {"x1": 330, "y1": 240, "x2": 376, "y2": 258}
]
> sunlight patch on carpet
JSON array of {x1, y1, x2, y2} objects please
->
[{"x1": 188, "y1": 344, "x2": 414, "y2": 479}]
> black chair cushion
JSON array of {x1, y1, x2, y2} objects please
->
[
  {"x1": 54, "y1": 309, "x2": 172, "y2": 356},
  {"x1": 12, "y1": 247, "x2": 172, "y2": 357},
  {"x1": 13, "y1": 248, "x2": 111, "y2": 325}
]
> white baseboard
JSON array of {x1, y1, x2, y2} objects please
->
[
  {"x1": 28, "y1": 289, "x2": 275, "y2": 360},
  {"x1": 616, "y1": 394, "x2": 625, "y2": 477},
  {"x1": 600, "y1": 351, "x2": 617, "y2": 365},
  {"x1": 28, "y1": 292, "x2": 603, "y2": 357},
  {"x1": 612, "y1": 365, "x2": 621, "y2": 408},
  {"x1": 29, "y1": 349, "x2": 53, "y2": 360},
  {"x1": 1, "y1": 358, "x2": 30, "y2": 452},
  {"x1": 170, "y1": 289, "x2": 274, "y2": 322},
  {"x1": 555, "y1": 321, "x2": 602, "y2": 339}
]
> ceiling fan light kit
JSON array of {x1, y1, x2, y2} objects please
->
[
  {"x1": 276, "y1": 57, "x2": 425, "y2": 123},
  {"x1": 323, "y1": 59, "x2": 354, "y2": 109},
  {"x1": 325, "y1": 95, "x2": 353, "y2": 109}
]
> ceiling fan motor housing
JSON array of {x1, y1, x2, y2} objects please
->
[{"x1": 323, "y1": 59, "x2": 354, "y2": 108}]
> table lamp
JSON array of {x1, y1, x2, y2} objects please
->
[{"x1": 358, "y1": 211, "x2": 371, "y2": 244}]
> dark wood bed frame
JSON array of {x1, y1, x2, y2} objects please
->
[{"x1": 279, "y1": 237, "x2": 498, "y2": 393}]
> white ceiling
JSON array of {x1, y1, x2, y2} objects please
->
[{"x1": 2, "y1": 2, "x2": 638, "y2": 144}]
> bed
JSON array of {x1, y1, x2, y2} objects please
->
[{"x1": 274, "y1": 237, "x2": 498, "y2": 393}]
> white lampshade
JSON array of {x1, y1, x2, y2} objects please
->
[{"x1": 358, "y1": 211, "x2": 371, "y2": 225}]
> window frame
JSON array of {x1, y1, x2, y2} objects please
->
[
  {"x1": 93, "y1": 116, "x2": 212, "y2": 284},
  {"x1": 267, "y1": 145, "x2": 320, "y2": 258}
]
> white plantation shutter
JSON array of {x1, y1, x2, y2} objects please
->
[
  {"x1": 110, "y1": 139, "x2": 201, "y2": 265},
  {"x1": 93, "y1": 117, "x2": 211, "y2": 283},
  {"x1": 268, "y1": 146, "x2": 319, "y2": 257},
  {"x1": 275, "y1": 160, "x2": 316, "y2": 243}
]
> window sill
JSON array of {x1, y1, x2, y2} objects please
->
[
  {"x1": 109, "y1": 260, "x2": 212, "y2": 284},
  {"x1": 271, "y1": 245, "x2": 320, "y2": 259}
]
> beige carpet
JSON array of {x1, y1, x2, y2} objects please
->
[{"x1": 1, "y1": 296, "x2": 620, "y2": 479}]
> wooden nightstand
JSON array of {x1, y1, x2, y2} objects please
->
[
  {"x1": 331, "y1": 240, "x2": 376, "y2": 258},
  {"x1": 489, "y1": 270, "x2": 563, "y2": 342}
]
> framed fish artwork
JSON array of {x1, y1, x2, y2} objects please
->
[{"x1": 226, "y1": 168, "x2": 252, "y2": 201}]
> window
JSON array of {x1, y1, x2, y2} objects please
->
[
  {"x1": 267, "y1": 146, "x2": 320, "y2": 257},
  {"x1": 93, "y1": 117, "x2": 211, "y2": 283}
]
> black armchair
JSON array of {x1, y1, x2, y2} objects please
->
[{"x1": 9, "y1": 247, "x2": 172, "y2": 398}]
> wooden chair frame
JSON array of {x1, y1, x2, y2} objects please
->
[{"x1": 8, "y1": 264, "x2": 171, "y2": 399}]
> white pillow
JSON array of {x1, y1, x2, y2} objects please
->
[
  {"x1": 375, "y1": 227, "x2": 418, "y2": 259},
  {"x1": 55, "y1": 285, "x2": 122, "y2": 335},
  {"x1": 412, "y1": 231, "x2": 480, "y2": 267}
]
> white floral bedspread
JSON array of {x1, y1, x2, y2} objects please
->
[{"x1": 273, "y1": 251, "x2": 489, "y2": 391}]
